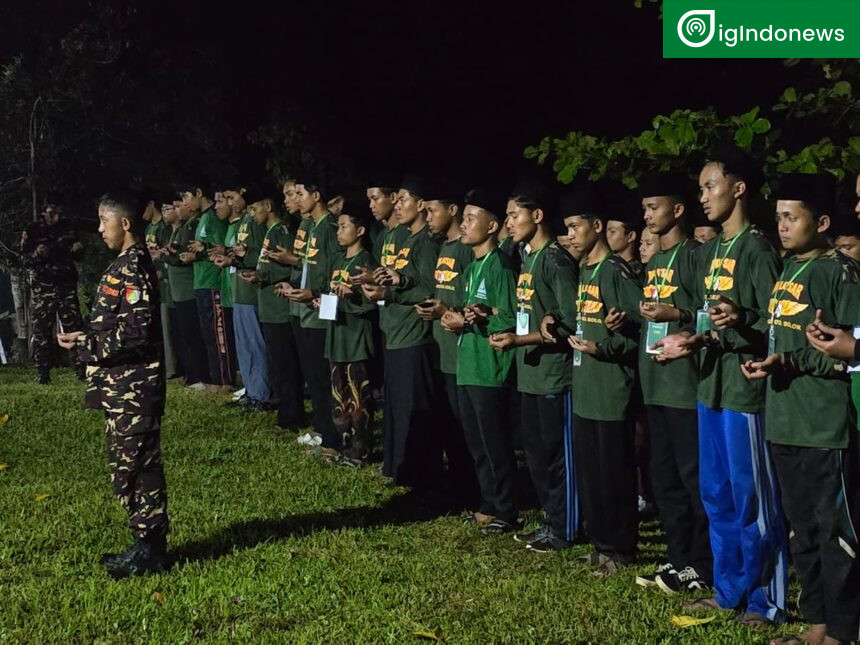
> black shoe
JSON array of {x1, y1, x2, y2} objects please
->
[
  {"x1": 106, "y1": 535, "x2": 168, "y2": 579},
  {"x1": 36, "y1": 369, "x2": 50, "y2": 385},
  {"x1": 527, "y1": 531, "x2": 572, "y2": 553},
  {"x1": 225, "y1": 395, "x2": 250, "y2": 408},
  {"x1": 480, "y1": 519, "x2": 519, "y2": 535},
  {"x1": 74, "y1": 365, "x2": 86, "y2": 381},
  {"x1": 635, "y1": 561, "x2": 676, "y2": 588},
  {"x1": 656, "y1": 565, "x2": 710, "y2": 595},
  {"x1": 513, "y1": 524, "x2": 548, "y2": 544},
  {"x1": 100, "y1": 543, "x2": 138, "y2": 568}
]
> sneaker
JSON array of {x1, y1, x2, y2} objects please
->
[
  {"x1": 635, "y1": 562, "x2": 676, "y2": 588},
  {"x1": 480, "y1": 519, "x2": 518, "y2": 535},
  {"x1": 656, "y1": 565, "x2": 710, "y2": 595},
  {"x1": 296, "y1": 431, "x2": 323, "y2": 447},
  {"x1": 527, "y1": 531, "x2": 572, "y2": 553},
  {"x1": 513, "y1": 525, "x2": 549, "y2": 544},
  {"x1": 232, "y1": 387, "x2": 246, "y2": 400},
  {"x1": 225, "y1": 395, "x2": 250, "y2": 408}
]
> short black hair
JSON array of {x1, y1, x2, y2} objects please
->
[
  {"x1": 704, "y1": 145, "x2": 763, "y2": 194},
  {"x1": 98, "y1": 191, "x2": 145, "y2": 237},
  {"x1": 339, "y1": 198, "x2": 374, "y2": 232}
]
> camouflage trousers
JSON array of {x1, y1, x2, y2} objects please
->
[
  {"x1": 105, "y1": 413, "x2": 169, "y2": 539},
  {"x1": 31, "y1": 283, "x2": 83, "y2": 370},
  {"x1": 331, "y1": 361, "x2": 373, "y2": 461}
]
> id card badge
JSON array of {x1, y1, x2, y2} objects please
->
[
  {"x1": 767, "y1": 325, "x2": 775, "y2": 356},
  {"x1": 377, "y1": 300, "x2": 385, "y2": 307},
  {"x1": 319, "y1": 293, "x2": 338, "y2": 321},
  {"x1": 300, "y1": 263, "x2": 309, "y2": 290},
  {"x1": 516, "y1": 310, "x2": 529, "y2": 336},
  {"x1": 696, "y1": 308, "x2": 712, "y2": 334},
  {"x1": 573, "y1": 323, "x2": 584, "y2": 367},
  {"x1": 645, "y1": 321, "x2": 668, "y2": 355},
  {"x1": 229, "y1": 266, "x2": 236, "y2": 275}
]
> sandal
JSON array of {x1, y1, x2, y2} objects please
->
[
  {"x1": 480, "y1": 519, "x2": 516, "y2": 535},
  {"x1": 681, "y1": 597, "x2": 725, "y2": 613}
]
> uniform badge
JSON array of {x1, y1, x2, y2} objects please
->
[
  {"x1": 106, "y1": 275, "x2": 121, "y2": 285},
  {"x1": 124, "y1": 286, "x2": 141, "y2": 304}
]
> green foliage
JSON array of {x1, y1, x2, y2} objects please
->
[
  {"x1": 0, "y1": 367, "x2": 801, "y2": 643},
  {"x1": 526, "y1": 59, "x2": 859, "y2": 193}
]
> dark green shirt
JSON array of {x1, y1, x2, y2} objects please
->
[
  {"x1": 300, "y1": 213, "x2": 339, "y2": 330},
  {"x1": 515, "y1": 242, "x2": 579, "y2": 395},
  {"x1": 145, "y1": 219, "x2": 172, "y2": 307},
  {"x1": 497, "y1": 235, "x2": 522, "y2": 273},
  {"x1": 433, "y1": 238, "x2": 473, "y2": 375},
  {"x1": 373, "y1": 223, "x2": 411, "y2": 338},
  {"x1": 257, "y1": 220, "x2": 295, "y2": 324},
  {"x1": 220, "y1": 217, "x2": 242, "y2": 308},
  {"x1": 572, "y1": 254, "x2": 641, "y2": 421},
  {"x1": 456, "y1": 248, "x2": 517, "y2": 388},
  {"x1": 289, "y1": 216, "x2": 313, "y2": 318},
  {"x1": 232, "y1": 213, "x2": 265, "y2": 306},
  {"x1": 765, "y1": 250, "x2": 858, "y2": 448},
  {"x1": 193, "y1": 208, "x2": 227, "y2": 290},
  {"x1": 638, "y1": 239, "x2": 700, "y2": 409},
  {"x1": 690, "y1": 227, "x2": 781, "y2": 413},
  {"x1": 324, "y1": 249, "x2": 378, "y2": 363},
  {"x1": 163, "y1": 220, "x2": 196, "y2": 303},
  {"x1": 384, "y1": 226, "x2": 441, "y2": 350}
]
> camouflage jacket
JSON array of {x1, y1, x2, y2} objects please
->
[
  {"x1": 21, "y1": 220, "x2": 82, "y2": 287},
  {"x1": 78, "y1": 242, "x2": 166, "y2": 416}
]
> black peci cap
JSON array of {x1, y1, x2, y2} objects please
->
[{"x1": 774, "y1": 172, "x2": 837, "y2": 215}]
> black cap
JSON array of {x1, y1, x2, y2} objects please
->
[
  {"x1": 464, "y1": 187, "x2": 509, "y2": 219},
  {"x1": 399, "y1": 174, "x2": 430, "y2": 200},
  {"x1": 557, "y1": 189, "x2": 603, "y2": 219},
  {"x1": 637, "y1": 171, "x2": 692, "y2": 202},
  {"x1": 422, "y1": 176, "x2": 462, "y2": 203},
  {"x1": 296, "y1": 174, "x2": 327, "y2": 200},
  {"x1": 828, "y1": 212, "x2": 859, "y2": 238},
  {"x1": 774, "y1": 173, "x2": 837, "y2": 215},
  {"x1": 705, "y1": 145, "x2": 763, "y2": 193},
  {"x1": 366, "y1": 171, "x2": 400, "y2": 193},
  {"x1": 605, "y1": 187, "x2": 642, "y2": 228}
]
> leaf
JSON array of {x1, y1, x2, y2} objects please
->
[
  {"x1": 740, "y1": 106, "x2": 760, "y2": 124},
  {"x1": 0, "y1": 463, "x2": 7, "y2": 471},
  {"x1": 750, "y1": 118, "x2": 770, "y2": 134},
  {"x1": 152, "y1": 592, "x2": 164, "y2": 605},
  {"x1": 833, "y1": 81, "x2": 851, "y2": 97},
  {"x1": 0, "y1": 413, "x2": 9, "y2": 427},
  {"x1": 734, "y1": 126, "x2": 753, "y2": 149},
  {"x1": 671, "y1": 614, "x2": 717, "y2": 628},
  {"x1": 781, "y1": 87, "x2": 797, "y2": 103},
  {"x1": 410, "y1": 631, "x2": 442, "y2": 641},
  {"x1": 35, "y1": 494, "x2": 50, "y2": 502}
]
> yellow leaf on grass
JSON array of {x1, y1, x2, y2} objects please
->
[
  {"x1": 152, "y1": 592, "x2": 164, "y2": 605},
  {"x1": 0, "y1": 414, "x2": 9, "y2": 427},
  {"x1": 0, "y1": 464, "x2": 7, "y2": 471},
  {"x1": 35, "y1": 494, "x2": 49, "y2": 502},
  {"x1": 410, "y1": 631, "x2": 442, "y2": 641},
  {"x1": 671, "y1": 614, "x2": 717, "y2": 628}
]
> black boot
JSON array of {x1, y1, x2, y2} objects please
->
[
  {"x1": 74, "y1": 364, "x2": 86, "y2": 381},
  {"x1": 106, "y1": 534, "x2": 168, "y2": 579},
  {"x1": 100, "y1": 542, "x2": 139, "y2": 568},
  {"x1": 36, "y1": 368, "x2": 50, "y2": 385}
]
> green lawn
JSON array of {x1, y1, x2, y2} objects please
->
[{"x1": 0, "y1": 367, "x2": 795, "y2": 643}]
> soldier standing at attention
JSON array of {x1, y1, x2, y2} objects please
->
[
  {"x1": 21, "y1": 201, "x2": 86, "y2": 384},
  {"x1": 58, "y1": 192, "x2": 169, "y2": 579}
]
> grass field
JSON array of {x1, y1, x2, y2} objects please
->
[{"x1": 0, "y1": 366, "x2": 798, "y2": 643}]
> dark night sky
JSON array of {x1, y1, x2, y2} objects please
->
[{"x1": 7, "y1": 0, "x2": 795, "y2": 185}]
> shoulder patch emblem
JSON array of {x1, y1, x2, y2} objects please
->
[{"x1": 124, "y1": 286, "x2": 141, "y2": 305}]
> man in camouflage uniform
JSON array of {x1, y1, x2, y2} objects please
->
[
  {"x1": 21, "y1": 202, "x2": 85, "y2": 383},
  {"x1": 58, "y1": 192, "x2": 169, "y2": 578}
]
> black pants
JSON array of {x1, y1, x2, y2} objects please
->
[
  {"x1": 646, "y1": 405, "x2": 711, "y2": 578},
  {"x1": 770, "y1": 442, "x2": 860, "y2": 642},
  {"x1": 382, "y1": 344, "x2": 441, "y2": 490},
  {"x1": 458, "y1": 384, "x2": 517, "y2": 525},
  {"x1": 173, "y1": 298, "x2": 208, "y2": 386},
  {"x1": 521, "y1": 391, "x2": 578, "y2": 541},
  {"x1": 261, "y1": 321, "x2": 305, "y2": 429},
  {"x1": 294, "y1": 326, "x2": 336, "y2": 448},
  {"x1": 167, "y1": 305, "x2": 185, "y2": 379},
  {"x1": 195, "y1": 289, "x2": 233, "y2": 386},
  {"x1": 441, "y1": 372, "x2": 480, "y2": 509},
  {"x1": 573, "y1": 414, "x2": 638, "y2": 561},
  {"x1": 223, "y1": 306, "x2": 237, "y2": 387}
]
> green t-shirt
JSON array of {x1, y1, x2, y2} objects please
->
[
  {"x1": 691, "y1": 227, "x2": 781, "y2": 413},
  {"x1": 300, "y1": 213, "x2": 340, "y2": 330},
  {"x1": 433, "y1": 238, "x2": 473, "y2": 375},
  {"x1": 638, "y1": 239, "x2": 700, "y2": 409},
  {"x1": 324, "y1": 249, "x2": 378, "y2": 363},
  {"x1": 373, "y1": 223, "x2": 411, "y2": 338},
  {"x1": 193, "y1": 208, "x2": 227, "y2": 290},
  {"x1": 515, "y1": 242, "x2": 579, "y2": 395},
  {"x1": 571, "y1": 254, "x2": 641, "y2": 421},
  {"x1": 164, "y1": 220, "x2": 196, "y2": 303},
  {"x1": 384, "y1": 226, "x2": 440, "y2": 350},
  {"x1": 456, "y1": 247, "x2": 517, "y2": 388},
  {"x1": 497, "y1": 235, "x2": 522, "y2": 273},
  {"x1": 257, "y1": 220, "x2": 295, "y2": 324},
  {"x1": 145, "y1": 219, "x2": 173, "y2": 307},
  {"x1": 765, "y1": 250, "x2": 858, "y2": 448},
  {"x1": 220, "y1": 217, "x2": 242, "y2": 308},
  {"x1": 289, "y1": 216, "x2": 313, "y2": 318},
  {"x1": 232, "y1": 213, "x2": 265, "y2": 306}
]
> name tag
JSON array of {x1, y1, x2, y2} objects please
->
[
  {"x1": 300, "y1": 263, "x2": 309, "y2": 290},
  {"x1": 229, "y1": 266, "x2": 236, "y2": 274},
  {"x1": 645, "y1": 322, "x2": 668, "y2": 355},
  {"x1": 516, "y1": 311, "x2": 529, "y2": 336},
  {"x1": 319, "y1": 293, "x2": 338, "y2": 321},
  {"x1": 377, "y1": 300, "x2": 385, "y2": 307},
  {"x1": 696, "y1": 309, "x2": 712, "y2": 334},
  {"x1": 768, "y1": 325, "x2": 775, "y2": 356},
  {"x1": 573, "y1": 323, "x2": 584, "y2": 367}
]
